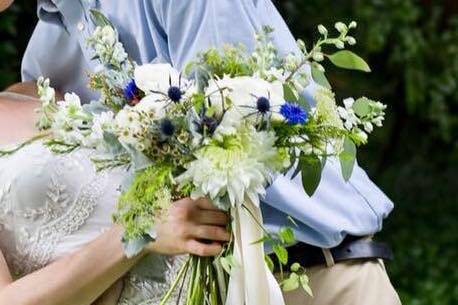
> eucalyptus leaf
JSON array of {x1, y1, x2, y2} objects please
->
[
  {"x1": 339, "y1": 137, "x2": 357, "y2": 181},
  {"x1": 82, "y1": 100, "x2": 111, "y2": 115},
  {"x1": 297, "y1": 94, "x2": 312, "y2": 112},
  {"x1": 327, "y1": 50, "x2": 371, "y2": 72},
  {"x1": 353, "y1": 97, "x2": 371, "y2": 117},
  {"x1": 299, "y1": 154, "x2": 322, "y2": 196},
  {"x1": 103, "y1": 131, "x2": 126, "y2": 155},
  {"x1": 311, "y1": 64, "x2": 331, "y2": 89},
  {"x1": 122, "y1": 234, "x2": 154, "y2": 258},
  {"x1": 283, "y1": 84, "x2": 298, "y2": 102},
  {"x1": 122, "y1": 144, "x2": 153, "y2": 171}
]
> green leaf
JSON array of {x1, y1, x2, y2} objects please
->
[
  {"x1": 265, "y1": 255, "x2": 275, "y2": 272},
  {"x1": 282, "y1": 273, "x2": 300, "y2": 292},
  {"x1": 283, "y1": 84, "x2": 298, "y2": 102},
  {"x1": 299, "y1": 154, "x2": 323, "y2": 196},
  {"x1": 220, "y1": 255, "x2": 238, "y2": 274},
  {"x1": 90, "y1": 9, "x2": 114, "y2": 28},
  {"x1": 299, "y1": 274, "x2": 313, "y2": 297},
  {"x1": 353, "y1": 97, "x2": 371, "y2": 117},
  {"x1": 250, "y1": 235, "x2": 269, "y2": 245},
  {"x1": 311, "y1": 64, "x2": 331, "y2": 89},
  {"x1": 339, "y1": 137, "x2": 357, "y2": 181},
  {"x1": 279, "y1": 227, "x2": 296, "y2": 245},
  {"x1": 327, "y1": 50, "x2": 371, "y2": 72},
  {"x1": 290, "y1": 262, "x2": 301, "y2": 273},
  {"x1": 273, "y1": 244, "x2": 289, "y2": 265}
]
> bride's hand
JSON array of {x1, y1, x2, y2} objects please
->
[{"x1": 147, "y1": 197, "x2": 230, "y2": 257}]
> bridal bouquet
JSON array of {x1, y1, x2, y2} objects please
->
[{"x1": 4, "y1": 11, "x2": 386, "y2": 305}]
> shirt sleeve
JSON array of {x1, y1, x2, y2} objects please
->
[
  {"x1": 21, "y1": 12, "x2": 92, "y2": 98},
  {"x1": 149, "y1": 0, "x2": 394, "y2": 247}
]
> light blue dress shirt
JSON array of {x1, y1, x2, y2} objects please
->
[{"x1": 22, "y1": 0, "x2": 394, "y2": 248}]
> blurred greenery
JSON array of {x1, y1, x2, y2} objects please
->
[{"x1": 1, "y1": 1, "x2": 457, "y2": 304}]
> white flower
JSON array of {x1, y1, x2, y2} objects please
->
[
  {"x1": 114, "y1": 107, "x2": 153, "y2": 151},
  {"x1": 213, "y1": 109, "x2": 243, "y2": 141},
  {"x1": 51, "y1": 93, "x2": 92, "y2": 145},
  {"x1": 337, "y1": 98, "x2": 360, "y2": 130},
  {"x1": 206, "y1": 76, "x2": 284, "y2": 121},
  {"x1": 318, "y1": 24, "x2": 328, "y2": 36},
  {"x1": 335, "y1": 22, "x2": 348, "y2": 33},
  {"x1": 135, "y1": 95, "x2": 168, "y2": 119},
  {"x1": 177, "y1": 126, "x2": 289, "y2": 208},
  {"x1": 363, "y1": 122, "x2": 374, "y2": 133},
  {"x1": 85, "y1": 111, "x2": 116, "y2": 147},
  {"x1": 134, "y1": 63, "x2": 181, "y2": 94},
  {"x1": 112, "y1": 42, "x2": 128, "y2": 63},
  {"x1": 100, "y1": 26, "x2": 117, "y2": 46}
]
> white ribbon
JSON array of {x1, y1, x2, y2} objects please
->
[{"x1": 226, "y1": 199, "x2": 285, "y2": 305}]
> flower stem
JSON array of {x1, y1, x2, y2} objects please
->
[
  {"x1": 159, "y1": 257, "x2": 191, "y2": 305},
  {"x1": 0, "y1": 132, "x2": 50, "y2": 157}
]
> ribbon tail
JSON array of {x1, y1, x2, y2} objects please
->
[{"x1": 226, "y1": 200, "x2": 285, "y2": 305}]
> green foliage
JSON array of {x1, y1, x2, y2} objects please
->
[
  {"x1": 327, "y1": 50, "x2": 371, "y2": 72},
  {"x1": 113, "y1": 164, "x2": 173, "y2": 241}
]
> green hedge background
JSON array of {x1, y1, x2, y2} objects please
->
[{"x1": 1, "y1": 1, "x2": 457, "y2": 304}]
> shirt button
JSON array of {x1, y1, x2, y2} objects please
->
[{"x1": 77, "y1": 21, "x2": 85, "y2": 32}]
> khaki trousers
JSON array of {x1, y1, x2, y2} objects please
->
[{"x1": 282, "y1": 259, "x2": 402, "y2": 305}]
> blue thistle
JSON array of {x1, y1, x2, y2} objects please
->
[
  {"x1": 280, "y1": 102, "x2": 308, "y2": 125},
  {"x1": 256, "y1": 97, "x2": 271, "y2": 114},
  {"x1": 159, "y1": 118, "x2": 176, "y2": 137},
  {"x1": 167, "y1": 86, "x2": 183, "y2": 103}
]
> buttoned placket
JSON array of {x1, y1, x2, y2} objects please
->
[{"x1": 51, "y1": 0, "x2": 100, "y2": 71}]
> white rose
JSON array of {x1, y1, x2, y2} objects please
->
[
  {"x1": 206, "y1": 76, "x2": 285, "y2": 120},
  {"x1": 134, "y1": 63, "x2": 181, "y2": 94}
]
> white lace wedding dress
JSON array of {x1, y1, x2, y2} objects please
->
[{"x1": 0, "y1": 142, "x2": 182, "y2": 304}]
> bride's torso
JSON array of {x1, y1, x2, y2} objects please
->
[{"x1": 0, "y1": 142, "x2": 180, "y2": 304}]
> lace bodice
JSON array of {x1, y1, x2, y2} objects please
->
[{"x1": 0, "y1": 142, "x2": 181, "y2": 304}]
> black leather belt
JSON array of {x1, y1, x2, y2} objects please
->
[{"x1": 272, "y1": 236, "x2": 394, "y2": 270}]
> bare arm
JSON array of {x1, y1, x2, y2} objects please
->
[
  {"x1": 4, "y1": 81, "x2": 40, "y2": 98},
  {"x1": 0, "y1": 198, "x2": 229, "y2": 305}
]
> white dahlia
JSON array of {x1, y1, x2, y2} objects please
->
[{"x1": 177, "y1": 125, "x2": 290, "y2": 209}]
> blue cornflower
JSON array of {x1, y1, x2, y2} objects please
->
[
  {"x1": 280, "y1": 102, "x2": 308, "y2": 125},
  {"x1": 124, "y1": 79, "x2": 140, "y2": 102}
]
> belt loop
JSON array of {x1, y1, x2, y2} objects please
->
[{"x1": 321, "y1": 248, "x2": 335, "y2": 267}]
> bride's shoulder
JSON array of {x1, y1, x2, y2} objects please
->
[{"x1": 0, "y1": 95, "x2": 40, "y2": 147}]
